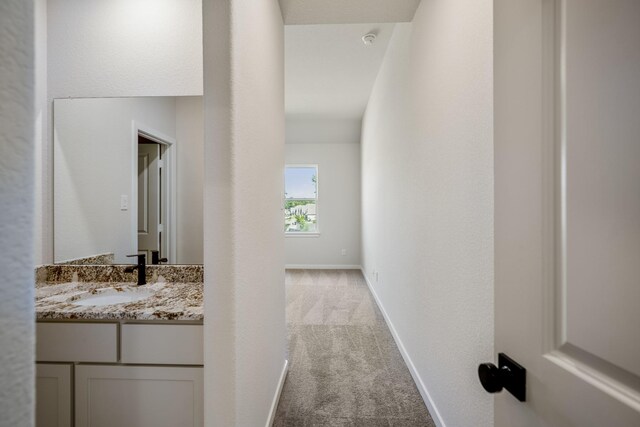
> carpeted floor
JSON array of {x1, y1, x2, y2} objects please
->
[{"x1": 273, "y1": 269, "x2": 435, "y2": 427}]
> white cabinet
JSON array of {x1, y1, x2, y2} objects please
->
[
  {"x1": 75, "y1": 365, "x2": 203, "y2": 427},
  {"x1": 36, "y1": 321, "x2": 203, "y2": 427},
  {"x1": 36, "y1": 364, "x2": 72, "y2": 427}
]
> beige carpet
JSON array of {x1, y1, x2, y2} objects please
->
[{"x1": 274, "y1": 269, "x2": 435, "y2": 427}]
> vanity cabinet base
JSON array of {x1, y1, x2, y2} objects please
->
[
  {"x1": 36, "y1": 321, "x2": 204, "y2": 427},
  {"x1": 36, "y1": 364, "x2": 72, "y2": 427},
  {"x1": 75, "y1": 365, "x2": 203, "y2": 427}
]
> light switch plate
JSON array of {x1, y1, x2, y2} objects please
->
[{"x1": 120, "y1": 195, "x2": 129, "y2": 211}]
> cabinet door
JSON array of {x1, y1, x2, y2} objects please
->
[
  {"x1": 36, "y1": 364, "x2": 72, "y2": 427},
  {"x1": 75, "y1": 365, "x2": 203, "y2": 427}
]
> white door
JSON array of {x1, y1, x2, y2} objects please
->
[
  {"x1": 138, "y1": 142, "x2": 160, "y2": 260},
  {"x1": 493, "y1": 0, "x2": 640, "y2": 425}
]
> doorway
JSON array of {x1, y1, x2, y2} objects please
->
[
  {"x1": 133, "y1": 127, "x2": 176, "y2": 264},
  {"x1": 138, "y1": 135, "x2": 165, "y2": 262},
  {"x1": 276, "y1": 19, "x2": 435, "y2": 426}
]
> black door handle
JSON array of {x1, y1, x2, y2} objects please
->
[
  {"x1": 478, "y1": 363, "x2": 505, "y2": 393},
  {"x1": 478, "y1": 353, "x2": 526, "y2": 402}
]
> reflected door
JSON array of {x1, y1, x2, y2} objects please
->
[
  {"x1": 138, "y1": 142, "x2": 160, "y2": 260},
  {"x1": 495, "y1": 0, "x2": 640, "y2": 425}
]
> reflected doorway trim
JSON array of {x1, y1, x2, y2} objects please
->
[{"x1": 131, "y1": 121, "x2": 177, "y2": 264}]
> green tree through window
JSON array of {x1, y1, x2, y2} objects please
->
[{"x1": 284, "y1": 166, "x2": 318, "y2": 233}]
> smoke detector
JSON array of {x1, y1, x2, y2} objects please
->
[{"x1": 362, "y1": 33, "x2": 376, "y2": 46}]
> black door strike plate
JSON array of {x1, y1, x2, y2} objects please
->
[{"x1": 498, "y1": 352, "x2": 526, "y2": 402}]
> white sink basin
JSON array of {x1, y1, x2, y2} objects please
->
[{"x1": 71, "y1": 287, "x2": 155, "y2": 306}]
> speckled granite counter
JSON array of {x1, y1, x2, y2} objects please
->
[
  {"x1": 35, "y1": 264, "x2": 203, "y2": 321},
  {"x1": 36, "y1": 281, "x2": 203, "y2": 321},
  {"x1": 56, "y1": 252, "x2": 115, "y2": 265},
  {"x1": 36, "y1": 264, "x2": 203, "y2": 285}
]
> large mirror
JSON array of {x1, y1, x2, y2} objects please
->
[{"x1": 53, "y1": 96, "x2": 203, "y2": 264}]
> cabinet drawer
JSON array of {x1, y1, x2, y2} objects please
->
[
  {"x1": 36, "y1": 323, "x2": 118, "y2": 363},
  {"x1": 121, "y1": 324, "x2": 203, "y2": 365}
]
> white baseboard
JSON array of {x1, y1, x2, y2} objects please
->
[
  {"x1": 360, "y1": 267, "x2": 446, "y2": 427},
  {"x1": 266, "y1": 359, "x2": 288, "y2": 427},
  {"x1": 285, "y1": 264, "x2": 361, "y2": 270}
]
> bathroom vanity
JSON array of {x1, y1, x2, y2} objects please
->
[
  {"x1": 35, "y1": 265, "x2": 204, "y2": 427},
  {"x1": 40, "y1": 95, "x2": 206, "y2": 426}
]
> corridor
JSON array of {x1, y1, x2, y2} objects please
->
[{"x1": 274, "y1": 269, "x2": 435, "y2": 426}]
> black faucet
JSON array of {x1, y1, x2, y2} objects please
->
[
  {"x1": 125, "y1": 254, "x2": 146, "y2": 286},
  {"x1": 151, "y1": 250, "x2": 168, "y2": 265}
]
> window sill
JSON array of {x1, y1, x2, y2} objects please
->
[{"x1": 285, "y1": 232, "x2": 321, "y2": 238}]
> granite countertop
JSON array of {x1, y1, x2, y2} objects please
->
[{"x1": 36, "y1": 280, "x2": 203, "y2": 321}]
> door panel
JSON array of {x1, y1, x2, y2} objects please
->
[
  {"x1": 138, "y1": 153, "x2": 149, "y2": 234},
  {"x1": 138, "y1": 142, "x2": 160, "y2": 260},
  {"x1": 494, "y1": 0, "x2": 640, "y2": 425},
  {"x1": 563, "y1": 0, "x2": 640, "y2": 378}
]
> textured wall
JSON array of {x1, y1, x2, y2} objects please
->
[
  {"x1": 37, "y1": 0, "x2": 203, "y2": 264},
  {"x1": 285, "y1": 143, "x2": 361, "y2": 267},
  {"x1": 176, "y1": 97, "x2": 204, "y2": 264},
  {"x1": 47, "y1": 0, "x2": 202, "y2": 98},
  {"x1": 0, "y1": 1, "x2": 35, "y2": 426},
  {"x1": 232, "y1": 1, "x2": 287, "y2": 422},
  {"x1": 286, "y1": 118, "x2": 361, "y2": 145},
  {"x1": 361, "y1": 1, "x2": 494, "y2": 425},
  {"x1": 34, "y1": 0, "x2": 47, "y2": 270},
  {"x1": 203, "y1": 0, "x2": 287, "y2": 425}
]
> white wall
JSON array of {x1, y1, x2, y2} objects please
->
[
  {"x1": 176, "y1": 97, "x2": 204, "y2": 264},
  {"x1": 53, "y1": 97, "x2": 176, "y2": 264},
  {"x1": 203, "y1": 0, "x2": 287, "y2": 425},
  {"x1": 47, "y1": 0, "x2": 203, "y2": 98},
  {"x1": 0, "y1": 0, "x2": 35, "y2": 425},
  {"x1": 361, "y1": 1, "x2": 494, "y2": 425},
  {"x1": 285, "y1": 143, "x2": 361, "y2": 267},
  {"x1": 286, "y1": 117, "x2": 361, "y2": 145},
  {"x1": 37, "y1": 0, "x2": 203, "y2": 264},
  {"x1": 34, "y1": 0, "x2": 47, "y2": 269}
]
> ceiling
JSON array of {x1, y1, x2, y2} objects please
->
[
  {"x1": 279, "y1": 0, "x2": 420, "y2": 25},
  {"x1": 285, "y1": 23, "x2": 395, "y2": 121}
]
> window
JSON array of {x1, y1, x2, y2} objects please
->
[{"x1": 285, "y1": 165, "x2": 318, "y2": 234}]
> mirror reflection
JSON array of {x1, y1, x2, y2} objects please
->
[{"x1": 54, "y1": 96, "x2": 203, "y2": 265}]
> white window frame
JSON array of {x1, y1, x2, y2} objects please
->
[{"x1": 284, "y1": 164, "x2": 320, "y2": 237}]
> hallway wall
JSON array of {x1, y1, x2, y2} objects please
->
[
  {"x1": 361, "y1": 1, "x2": 494, "y2": 425},
  {"x1": 176, "y1": 96, "x2": 205, "y2": 264},
  {"x1": 285, "y1": 143, "x2": 361, "y2": 267},
  {"x1": 0, "y1": 0, "x2": 36, "y2": 424},
  {"x1": 286, "y1": 117, "x2": 361, "y2": 145},
  {"x1": 203, "y1": 0, "x2": 287, "y2": 425}
]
